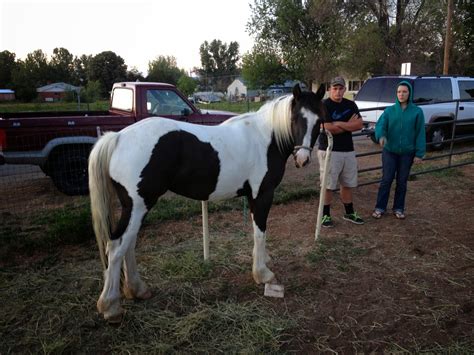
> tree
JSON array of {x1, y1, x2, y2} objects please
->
[
  {"x1": 241, "y1": 47, "x2": 287, "y2": 89},
  {"x1": 147, "y1": 56, "x2": 184, "y2": 85},
  {"x1": 0, "y1": 50, "x2": 17, "y2": 88},
  {"x1": 126, "y1": 67, "x2": 145, "y2": 82},
  {"x1": 177, "y1": 75, "x2": 197, "y2": 96},
  {"x1": 11, "y1": 49, "x2": 50, "y2": 101},
  {"x1": 50, "y1": 47, "x2": 74, "y2": 83},
  {"x1": 88, "y1": 51, "x2": 127, "y2": 97},
  {"x1": 247, "y1": 0, "x2": 343, "y2": 85},
  {"x1": 199, "y1": 39, "x2": 240, "y2": 91}
]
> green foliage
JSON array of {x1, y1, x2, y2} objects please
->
[
  {"x1": 177, "y1": 75, "x2": 198, "y2": 96},
  {"x1": 199, "y1": 39, "x2": 240, "y2": 91},
  {"x1": 241, "y1": 47, "x2": 288, "y2": 89},
  {"x1": 0, "y1": 50, "x2": 16, "y2": 88},
  {"x1": 80, "y1": 80, "x2": 103, "y2": 103},
  {"x1": 147, "y1": 55, "x2": 185, "y2": 85},
  {"x1": 126, "y1": 67, "x2": 145, "y2": 82},
  {"x1": 11, "y1": 49, "x2": 50, "y2": 101},
  {"x1": 49, "y1": 47, "x2": 74, "y2": 83},
  {"x1": 88, "y1": 51, "x2": 127, "y2": 97}
]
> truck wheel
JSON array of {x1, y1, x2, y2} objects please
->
[
  {"x1": 428, "y1": 126, "x2": 446, "y2": 151},
  {"x1": 49, "y1": 146, "x2": 91, "y2": 196}
]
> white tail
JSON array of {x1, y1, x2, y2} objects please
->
[{"x1": 88, "y1": 132, "x2": 120, "y2": 270}]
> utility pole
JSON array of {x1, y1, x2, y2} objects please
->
[{"x1": 443, "y1": 0, "x2": 454, "y2": 75}]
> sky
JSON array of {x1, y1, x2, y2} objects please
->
[{"x1": 0, "y1": 0, "x2": 255, "y2": 75}]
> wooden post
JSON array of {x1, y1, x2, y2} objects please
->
[
  {"x1": 202, "y1": 201, "x2": 209, "y2": 260},
  {"x1": 315, "y1": 131, "x2": 333, "y2": 241},
  {"x1": 443, "y1": 0, "x2": 454, "y2": 75}
]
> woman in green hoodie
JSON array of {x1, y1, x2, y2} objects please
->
[{"x1": 372, "y1": 81, "x2": 426, "y2": 219}]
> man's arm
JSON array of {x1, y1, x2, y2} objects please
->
[
  {"x1": 333, "y1": 114, "x2": 363, "y2": 132},
  {"x1": 321, "y1": 122, "x2": 346, "y2": 134}
]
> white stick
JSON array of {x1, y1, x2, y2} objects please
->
[
  {"x1": 315, "y1": 131, "x2": 333, "y2": 241},
  {"x1": 202, "y1": 201, "x2": 209, "y2": 260}
]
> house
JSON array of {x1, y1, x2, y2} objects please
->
[
  {"x1": 0, "y1": 89, "x2": 15, "y2": 101},
  {"x1": 226, "y1": 78, "x2": 259, "y2": 101},
  {"x1": 36, "y1": 82, "x2": 80, "y2": 102}
]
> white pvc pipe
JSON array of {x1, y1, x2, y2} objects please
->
[
  {"x1": 202, "y1": 201, "x2": 210, "y2": 260},
  {"x1": 315, "y1": 131, "x2": 333, "y2": 241}
]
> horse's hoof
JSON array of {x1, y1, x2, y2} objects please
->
[
  {"x1": 105, "y1": 312, "x2": 124, "y2": 324},
  {"x1": 137, "y1": 289, "x2": 152, "y2": 300}
]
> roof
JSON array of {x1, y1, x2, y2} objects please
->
[
  {"x1": 36, "y1": 82, "x2": 80, "y2": 93},
  {"x1": 0, "y1": 89, "x2": 14, "y2": 94}
]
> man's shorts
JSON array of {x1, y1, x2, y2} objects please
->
[{"x1": 317, "y1": 150, "x2": 358, "y2": 190}]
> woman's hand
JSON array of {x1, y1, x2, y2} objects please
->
[
  {"x1": 414, "y1": 157, "x2": 423, "y2": 164},
  {"x1": 379, "y1": 136, "x2": 386, "y2": 148}
]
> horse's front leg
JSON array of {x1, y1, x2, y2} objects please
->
[{"x1": 248, "y1": 193, "x2": 276, "y2": 284}]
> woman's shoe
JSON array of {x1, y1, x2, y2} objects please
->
[
  {"x1": 372, "y1": 210, "x2": 383, "y2": 219},
  {"x1": 394, "y1": 211, "x2": 406, "y2": 219}
]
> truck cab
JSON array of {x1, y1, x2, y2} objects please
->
[{"x1": 0, "y1": 82, "x2": 236, "y2": 195}]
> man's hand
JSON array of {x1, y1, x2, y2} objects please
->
[
  {"x1": 379, "y1": 136, "x2": 386, "y2": 148},
  {"x1": 414, "y1": 157, "x2": 423, "y2": 164}
]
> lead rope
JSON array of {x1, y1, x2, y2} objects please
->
[{"x1": 315, "y1": 129, "x2": 333, "y2": 241}]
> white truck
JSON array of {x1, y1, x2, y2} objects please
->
[{"x1": 355, "y1": 75, "x2": 474, "y2": 150}]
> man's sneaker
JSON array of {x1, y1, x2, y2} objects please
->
[
  {"x1": 343, "y1": 211, "x2": 364, "y2": 225},
  {"x1": 321, "y1": 215, "x2": 334, "y2": 228}
]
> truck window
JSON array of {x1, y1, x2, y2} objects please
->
[
  {"x1": 379, "y1": 78, "x2": 412, "y2": 102},
  {"x1": 458, "y1": 80, "x2": 474, "y2": 100},
  {"x1": 147, "y1": 89, "x2": 193, "y2": 116},
  {"x1": 413, "y1": 78, "x2": 452, "y2": 103},
  {"x1": 354, "y1": 78, "x2": 383, "y2": 102},
  {"x1": 111, "y1": 88, "x2": 133, "y2": 111}
]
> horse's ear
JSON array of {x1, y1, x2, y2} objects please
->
[
  {"x1": 315, "y1": 84, "x2": 325, "y2": 100},
  {"x1": 293, "y1": 84, "x2": 302, "y2": 100}
]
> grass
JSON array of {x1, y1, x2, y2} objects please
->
[{"x1": 306, "y1": 237, "x2": 367, "y2": 272}]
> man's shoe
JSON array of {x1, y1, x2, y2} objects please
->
[
  {"x1": 321, "y1": 215, "x2": 334, "y2": 228},
  {"x1": 343, "y1": 211, "x2": 364, "y2": 225}
]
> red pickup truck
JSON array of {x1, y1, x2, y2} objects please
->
[{"x1": 0, "y1": 82, "x2": 236, "y2": 195}]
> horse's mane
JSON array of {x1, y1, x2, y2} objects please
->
[
  {"x1": 222, "y1": 94, "x2": 294, "y2": 152},
  {"x1": 260, "y1": 94, "x2": 293, "y2": 152}
]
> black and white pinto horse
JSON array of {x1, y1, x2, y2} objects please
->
[{"x1": 89, "y1": 84, "x2": 326, "y2": 322}]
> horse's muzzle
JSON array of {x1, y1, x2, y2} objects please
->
[{"x1": 293, "y1": 146, "x2": 312, "y2": 168}]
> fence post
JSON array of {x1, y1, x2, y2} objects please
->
[
  {"x1": 202, "y1": 201, "x2": 209, "y2": 260},
  {"x1": 448, "y1": 100, "x2": 460, "y2": 167}
]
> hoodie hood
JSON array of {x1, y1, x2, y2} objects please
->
[{"x1": 395, "y1": 80, "x2": 414, "y2": 108}]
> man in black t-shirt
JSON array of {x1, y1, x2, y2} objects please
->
[{"x1": 318, "y1": 77, "x2": 364, "y2": 228}]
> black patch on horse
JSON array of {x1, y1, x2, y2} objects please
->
[
  {"x1": 111, "y1": 180, "x2": 133, "y2": 240},
  {"x1": 137, "y1": 131, "x2": 220, "y2": 210},
  {"x1": 249, "y1": 136, "x2": 289, "y2": 232}
]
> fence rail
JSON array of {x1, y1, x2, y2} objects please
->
[{"x1": 0, "y1": 99, "x2": 473, "y2": 216}]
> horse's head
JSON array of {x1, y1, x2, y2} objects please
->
[{"x1": 291, "y1": 84, "x2": 326, "y2": 168}]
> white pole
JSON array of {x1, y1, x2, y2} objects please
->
[
  {"x1": 315, "y1": 131, "x2": 333, "y2": 241},
  {"x1": 202, "y1": 201, "x2": 210, "y2": 260}
]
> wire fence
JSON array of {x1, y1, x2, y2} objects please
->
[{"x1": 1, "y1": 101, "x2": 473, "y2": 217}]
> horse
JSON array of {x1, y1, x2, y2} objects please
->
[{"x1": 88, "y1": 84, "x2": 327, "y2": 322}]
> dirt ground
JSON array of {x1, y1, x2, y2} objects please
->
[{"x1": 1, "y1": 140, "x2": 473, "y2": 352}]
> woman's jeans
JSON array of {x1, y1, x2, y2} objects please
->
[{"x1": 375, "y1": 149, "x2": 415, "y2": 213}]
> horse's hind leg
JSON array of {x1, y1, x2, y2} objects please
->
[
  {"x1": 123, "y1": 242, "x2": 152, "y2": 300},
  {"x1": 97, "y1": 193, "x2": 148, "y2": 322},
  {"x1": 248, "y1": 192, "x2": 276, "y2": 284}
]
